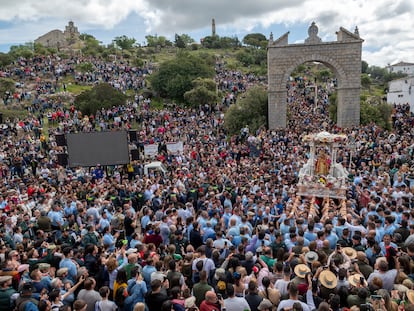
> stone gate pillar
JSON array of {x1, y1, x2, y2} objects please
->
[
  {"x1": 336, "y1": 87, "x2": 361, "y2": 127},
  {"x1": 268, "y1": 90, "x2": 287, "y2": 129}
]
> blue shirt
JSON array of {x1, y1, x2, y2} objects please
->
[
  {"x1": 48, "y1": 210, "x2": 64, "y2": 227},
  {"x1": 103, "y1": 233, "x2": 116, "y2": 251},
  {"x1": 304, "y1": 231, "x2": 317, "y2": 242},
  {"x1": 326, "y1": 233, "x2": 339, "y2": 249},
  {"x1": 59, "y1": 258, "x2": 77, "y2": 283},
  {"x1": 142, "y1": 265, "x2": 156, "y2": 288}
]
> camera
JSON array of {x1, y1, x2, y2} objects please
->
[{"x1": 371, "y1": 295, "x2": 382, "y2": 300}]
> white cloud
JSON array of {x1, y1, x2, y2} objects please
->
[{"x1": 0, "y1": 0, "x2": 411, "y2": 66}]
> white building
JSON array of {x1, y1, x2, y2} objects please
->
[
  {"x1": 387, "y1": 77, "x2": 414, "y2": 111},
  {"x1": 387, "y1": 61, "x2": 414, "y2": 75}
]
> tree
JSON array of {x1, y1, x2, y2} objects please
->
[
  {"x1": 180, "y1": 34, "x2": 195, "y2": 45},
  {"x1": 0, "y1": 78, "x2": 15, "y2": 95},
  {"x1": 81, "y1": 34, "x2": 103, "y2": 56},
  {"x1": 33, "y1": 43, "x2": 48, "y2": 56},
  {"x1": 329, "y1": 91, "x2": 392, "y2": 129},
  {"x1": 220, "y1": 36, "x2": 240, "y2": 49},
  {"x1": 316, "y1": 69, "x2": 332, "y2": 82},
  {"x1": 361, "y1": 60, "x2": 369, "y2": 74},
  {"x1": 174, "y1": 34, "x2": 186, "y2": 48},
  {"x1": 76, "y1": 62, "x2": 94, "y2": 73},
  {"x1": 174, "y1": 34, "x2": 194, "y2": 48},
  {"x1": 79, "y1": 33, "x2": 96, "y2": 41},
  {"x1": 184, "y1": 78, "x2": 218, "y2": 107},
  {"x1": 149, "y1": 52, "x2": 214, "y2": 101},
  {"x1": 9, "y1": 45, "x2": 33, "y2": 59},
  {"x1": 201, "y1": 35, "x2": 221, "y2": 49},
  {"x1": 74, "y1": 83, "x2": 127, "y2": 116},
  {"x1": 224, "y1": 86, "x2": 268, "y2": 135},
  {"x1": 360, "y1": 100, "x2": 392, "y2": 129},
  {"x1": 145, "y1": 35, "x2": 158, "y2": 47},
  {"x1": 145, "y1": 35, "x2": 172, "y2": 48},
  {"x1": 361, "y1": 73, "x2": 372, "y2": 89},
  {"x1": 242, "y1": 33, "x2": 267, "y2": 48},
  {"x1": 113, "y1": 35, "x2": 136, "y2": 50},
  {"x1": 236, "y1": 48, "x2": 266, "y2": 66},
  {"x1": 0, "y1": 53, "x2": 13, "y2": 67}
]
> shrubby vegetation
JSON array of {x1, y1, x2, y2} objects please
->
[
  {"x1": 184, "y1": 78, "x2": 218, "y2": 108},
  {"x1": 74, "y1": 83, "x2": 126, "y2": 116},
  {"x1": 224, "y1": 86, "x2": 268, "y2": 135},
  {"x1": 149, "y1": 52, "x2": 215, "y2": 101},
  {"x1": 328, "y1": 92, "x2": 392, "y2": 130}
]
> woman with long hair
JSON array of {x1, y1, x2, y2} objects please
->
[
  {"x1": 376, "y1": 289, "x2": 398, "y2": 311},
  {"x1": 113, "y1": 268, "x2": 128, "y2": 301},
  {"x1": 106, "y1": 255, "x2": 119, "y2": 295},
  {"x1": 258, "y1": 276, "x2": 280, "y2": 309}
]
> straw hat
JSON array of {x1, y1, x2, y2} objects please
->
[
  {"x1": 319, "y1": 270, "x2": 337, "y2": 289},
  {"x1": 348, "y1": 273, "x2": 368, "y2": 287},
  {"x1": 257, "y1": 299, "x2": 273, "y2": 311},
  {"x1": 304, "y1": 251, "x2": 319, "y2": 264},
  {"x1": 294, "y1": 264, "x2": 310, "y2": 278},
  {"x1": 0, "y1": 275, "x2": 12, "y2": 284},
  {"x1": 407, "y1": 290, "x2": 414, "y2": 305},
  {"x1": 394, "y1": 284, "x2": 409, "y2": 293},
  {"x1": 56, "y1": 267, "x2": 69, "y2": 277},
  {"x1": 342, "y1": 247, "x2": 357, "y2": 259}
]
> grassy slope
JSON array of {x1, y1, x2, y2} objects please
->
[{"x1": 0, "y1": 47, "x2": 386, "y2": 124}]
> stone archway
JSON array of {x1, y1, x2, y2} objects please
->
[{"x1": 267, "y1": 22, "x2": 364, "y2": 129}]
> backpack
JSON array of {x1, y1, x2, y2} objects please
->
[
  {"x1": 15, "y1": 298, "x2": 39, "y2": 311},
  {"x1": 23, "y1": 302, "x2": 38, "y2": 311},
  {"x1": 115, "y1": 285, "x2": 128, "y2": 308},
  {"x1": 111, "y1": 214, "x2": 124, "y2": 231}
]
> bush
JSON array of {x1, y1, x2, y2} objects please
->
[
  {"x1": 74, "y1": 83, "x2": 127, "y2": 116},
  {"x1": 149, "y1": 52, "x2": 214, "y2": 101},
  {"x1": 0, "y1": 78, "x2": 16, "y2": 95},
  {"x1": 224, "y1": 86, "x2": 268, "y2": 135},
  {"x1": 329, "y1": 91, "x2": 392, "y2": 129}
]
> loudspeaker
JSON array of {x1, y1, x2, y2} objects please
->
[
  {"x1": 55, "y1": 134, "x2": 66, "y2": 146},
  {"x1": 131, "y1": 149, "x2": 139, "y2": 161},
  {"x1": 129, "y1": 130, "x2": 137, "y2": 142},
  {"x1": 0, "y1": 113, "x2": 3, "y2": 124},
  {"x1": 57, "y1": 153, "x2": 68, "y2": 166}
]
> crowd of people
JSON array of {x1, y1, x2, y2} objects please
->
[{"x1": 0, "y1": 53, "x2": 414, "y2": 311}]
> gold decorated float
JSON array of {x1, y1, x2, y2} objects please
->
[{"x1": 297, "y1": 131, "x2": 349, "y2": 199}]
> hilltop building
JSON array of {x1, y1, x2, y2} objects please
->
[{"x1": 34, "y1": 21, "x2": 81, "y2": 50}]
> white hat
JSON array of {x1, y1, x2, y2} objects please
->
[{"x1": 126, "y1": 248, "x2": 138, "y2": 255}]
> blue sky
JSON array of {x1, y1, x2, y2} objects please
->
[{"x1": 0, "y1": 0, "x2": 412, "y2": 67}]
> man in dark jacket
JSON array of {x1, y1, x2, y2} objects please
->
[
  {"x1": 145, "y1": 279, "x2": 169, "y2": 311},
  {"x1": 245, "y1": 280, "x2": 262, "y2": 311},
  {"x1": 0, "y1": 276, "x2": 16, "y2": 311}
]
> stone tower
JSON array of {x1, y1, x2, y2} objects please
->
[{"x1": 212, "y1": 18, "x2": 216, "y2": 36}]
